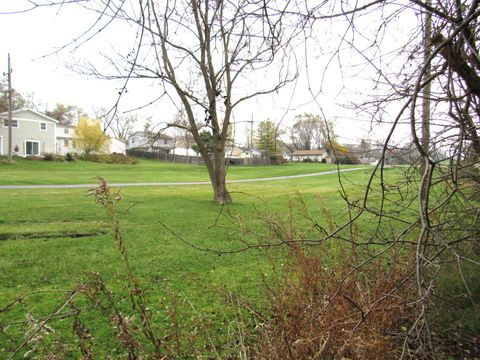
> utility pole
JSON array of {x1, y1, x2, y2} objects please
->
[
  {"x1": 7, "y1": 54, "x2": 13, "y2": 162},
  {"x1": 250, "y1": 113, "x2": 254, "y2": 149}
]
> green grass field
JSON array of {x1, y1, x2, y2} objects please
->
[
  {"x1": 0, "y1": 157, "x2": 358, "y2": 185},
  {"x1": 0, "y1": 159, "x2": 376, "y2": 356}
]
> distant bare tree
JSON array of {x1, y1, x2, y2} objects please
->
[
  {"x1": 289, "y1": 113, "x2": 328, "y2": 150},
  {"x1": 95, "y1": 108, "x2": 138, "y2": 141},
  {"x1": 46, "y1": 103, "x2": 83, "y2": 125}
]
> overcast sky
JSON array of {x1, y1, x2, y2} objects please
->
[{"x1": 0, "y1": 1, "x2": 416, "y2": 145}]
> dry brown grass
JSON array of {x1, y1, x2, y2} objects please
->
[{"x1": 254, "y1": 244, "x2": 418, "y2": 359}]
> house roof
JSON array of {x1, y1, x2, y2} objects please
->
[
  {"x1": 0, "y1": 109, "x2": 59, "y2": 124},
  {"x1": 291, "y1": 149, "x2": 325, "y2": 156},
  {"x1": 174, "y1": 134, "x2": 196, "y2": 147},
  {"x1": 130, "y1": 131, "x2": 173, "y2": 141}
]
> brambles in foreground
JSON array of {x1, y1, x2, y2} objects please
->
[
  {"x1": 236, "y1": 199, "x2": 419, "y2": 359},
  {"x1": 255, "y1": 246, "x2": 418, "y2": 359},
  {"x1": 239, "y1": 180, "x2": 480, "y2": 359}
]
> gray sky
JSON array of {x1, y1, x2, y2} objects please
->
[{"x1": 0, "y1": 1, "x2": 416, "y2": 146}]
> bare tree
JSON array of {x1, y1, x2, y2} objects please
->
[
  {"x1": 289, "y1": 113, "x2": 328, "y2": 150},
  {"x1": 95, "y1": 108, "x2": 138, "y2": 141},
  {"x1": 79, "y1": 0, "x2": 297, "y2": 203}
]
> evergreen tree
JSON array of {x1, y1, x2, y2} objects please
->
[{"x1": 256, "y1": 120, "x2": 277, "y2": 152}]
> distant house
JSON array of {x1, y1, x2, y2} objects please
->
[
  {"x1": 231, "y1": 147, "x2": 263, "y2": 159},
  {"x1": 172, "y1": 147, "x2": 197, "y2": 156},
  {"x1": 56, "y1": 124, "x2": 76, "y2": 155},
  {"x1": 128, "y1": 131, "x2": 174, "y2": 152},
  {"x1": 57, "y1": 124, "x2": 126, "y2": 155},
  {"x1": 109, "y1": 138, "x2": 127, "y2": 154},
  {"x1": 170, "y1": 133, "x2": 196, "y2": 156},
  {"x1": 290, "y1": 149, "x2": 331, "y2": 162},
  {"x1": 225, "y1": 146, "x2": 245, "y2": 158},
  {"x1": 0, "y1": 109, "x2": 127, "y2": 157},
  {"x1": 0, "y1": 109, "x2": 59, "y2": 156}
]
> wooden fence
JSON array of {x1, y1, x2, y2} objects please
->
[{"x1": 127, "y1": 149, "x2": 271, "y2": 166}]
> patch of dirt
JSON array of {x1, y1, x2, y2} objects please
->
[{"x1": 0, "y1": 231, "x2": 108, "y2": 241}]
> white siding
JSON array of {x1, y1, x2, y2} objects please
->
[{"x1": 0, "y1": 110, "x2": 57, "y2": 156}]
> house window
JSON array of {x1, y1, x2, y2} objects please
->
[
  {"x1": 64, "y1": 139, "x2": 69, "y2": 148},
  {"x1": 25, "y1": 141, "x2": 40, "y2": 156},
  {"x1": 3, "y1": 119, "x2": 18, "y2": 128},
  {"x1": 64, "y1": 128, "x2": 69, "y2": 134},
  {"x1": 40, "y1": 122, "x2": 47, "y2": 131}
]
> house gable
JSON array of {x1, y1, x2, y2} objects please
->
[{"x1": 0, "y1": 109, "x2": 59, "y2": 124}]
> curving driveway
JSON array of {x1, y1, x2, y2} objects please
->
[{"x1": 0, "y1": 167, "x2": 365, "y2": 189}]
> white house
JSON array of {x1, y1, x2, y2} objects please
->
[
  {"x1": 56, "y1": 124, "x2": 126, "y2": 155},
  {"x1": 109, "y1": 138, "x2": 127, "y2": 154},
  {"x1": 172, "y1": 147, "x2": 197, "y2": 156},
  {"x1": 128, "y1": 131, "x2": 174, "y2": 152},
  {"x1": 56, "y1": 124, "x2": 76, "y2": 155},
  {"x1": 234, "y1": 147, "x2": 262, "y2": 159},
  {"x1": 0, "y1": 109, "x2": 127, "y2": 157},
  {"x1": 0, "y1": 109, "x2": 58, "y2": 156},
  {"x1": 290, "y1": 149, "x2": 331, "y2": 162}
]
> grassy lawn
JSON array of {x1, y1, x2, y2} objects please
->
[
  {"x1": 0, "y1": 157, "x2": 360, "y2": 185},
  {"x1": 0, "y1": 160, "x2": 377, "y2": 356}
]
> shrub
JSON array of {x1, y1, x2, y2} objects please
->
[
  {"x1": 335, "y1": 155, "x2": 362, "y2": 164},
  {"x1": 255, "y1": 245, "x2": 417, "y2": 359},
  {"x1": 65, "y1": 152, "x2": 75, "y2": 162},
  {"x1": 269, "y1": 153, "x2": 287, "y2": 165},
  {"x1": 43, "y1": 153, "x2": 65, "y2": 162},
  {"x1": 78, "y1": 153, "x2": 138, "y2": 164},
  {"x1": 25, "y1": 155, "x2": 43, "y2": 161},
  {"x1": 110, "y1": 153, "x2": 138, "y2": 164},
  {"x1": 302, "y1": 157, "x2": 313, "y2": 162},
  {"x1": 43, "y1": 153, "x2": 54, "y2": 161},
  {"x1": 243, "y1": 199, "x2": 419, "y2": 359}
]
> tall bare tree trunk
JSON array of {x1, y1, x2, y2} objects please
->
[
  {"x1": 200, "y1": 134, "x2": 231, "y2": 204},
  {"x1": 421, "y1": 0, "x2": 432, "y2": 196},
  {"x1": 212, "y1": 150, "x2": 231, "y2": 204}
]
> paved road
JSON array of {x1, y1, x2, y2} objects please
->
[{"x1": 0, "y1": 167, "x2": 365, "y2": 189}]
